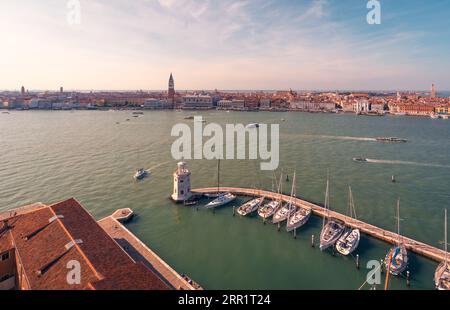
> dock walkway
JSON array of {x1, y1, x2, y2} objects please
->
[
  {"x1": 99, "y1": 216, "x2": 199, "y2": 290},
  {"x1": 193, "y1": 187, "x2": 448, "y2": 263}
]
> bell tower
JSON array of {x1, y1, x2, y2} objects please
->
[{"x1": 171, "y1": 162, "x2": 192, "y2": 202}]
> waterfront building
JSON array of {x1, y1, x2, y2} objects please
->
[
  {"x1": 182, "y1": 95, "x2": 213, "y2": 109},
  {"x1": 144, "y1": 98, "x2": 169, "y2": 109},
  {"x1": 260, "y1": 99, "x2": 271, "y2": 109},
  {"x1": 0, "y1": 198, "x2": 170, "y2": 290},
  {"x1": 171, "y1": 162, "x2": 192, "y2": 203},
  {"x1": 435, "y1": 104, "x2": 449, "y2": 115},
  {"x1": 395, "y1": 103, "x2": 435, "y2": 116},
  {"x1": 352, "y1": 99, "x2": 370, "y2": 113},
  {"x1": 218, "y1": 99, "x2": 245, "y2": 110},
  {"x1": 21, "y1": 86, "x2": 25, "y2": 96}
]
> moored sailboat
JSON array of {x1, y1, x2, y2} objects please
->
[
  {"x1": 258, "y1": 174, "x2": 283, "y2": 220},
  {"x1": 320, "y1": 175, "x2": 345, "y2": 251},
  {"x1": 205, "y1": 160, "x2": 236, "y2": 209},
  {"x1": 384, "y1": 199, "x2": 409, "y2": 276},
  {"x1": 434, "y1": 209, "x2": 449, "y2": 290},
  {"x1": 237, "y1": 197, "x2": 265, "y2": 216},
  {"x1": 286, "y1": 172, "x2": 312, "y2": 232},
  {"x1": 335, "y1": 186, "x2": 361, "y2": 256},
  {"x1": 272, "y1": 172, "x2": 296, "y2": 224}
]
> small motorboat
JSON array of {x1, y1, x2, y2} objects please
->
[
  {"x1": 237, "y1": 197, "x2": 265, "y2": 216},
  {"x1": 134, "y1": 169, "x2": 148, "y2": 180},
  {"x1": 353, "y1": 157, "x2": 368, "y2": 163},
  {"x1": 376, "y1": 137, "x2": 407, "y2": 143},
  {"x1": 184, "y1": 116, "x2": 195, "y2": 120},
  {"x1": 205, "y1": 193, "x2": 236, "y2": 209},
  {"x1": 246, "y1": 123, "x2": 260, "y2": 129},
  {"x1": 258, "y1": 200, "x2": 281, "y2": 220},
  {"x1": 335, "y1": 228, "x2": 360, "y2": 256},
  {"x1": 286, "y1": 207, "x2": 312, "y2": 232}
]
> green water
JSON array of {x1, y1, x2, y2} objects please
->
[{"x1": 1, "y1": 110, "x2": 449, "y2": 290}]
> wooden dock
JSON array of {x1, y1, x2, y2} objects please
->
[
  {"x1": 98, "y1": 215, "x2": 201, "y2": 290},
  {"x1": 193, "y1": 187, "x2": 448, "y2": 263}
]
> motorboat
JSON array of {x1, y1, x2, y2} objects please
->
[
  {"x1": 319, "y1": 176, "x2": 345, "y2": 251},
  {"x1": 134, "y1": 169, "x2": 148, "y2": 180},
  {"x1": 435, "y1": 209, "x2": 449, "y2": 290},
  {"x1": 246, "y1": 123, "x2": 260, "y2": 129},
  {"x1": 353, "y1": 157, "x2": 368, "y2": 163},
  {"x1": 205, "y1": 193, "x2": 236, "y2": 209},
  {"x1": 237, "y1": 197, "x2": 265, "y2": 216},
  {"x1": 384, "y1": 200, "x2": 409, "y2": 276},
  {"x1": 286, "y1": 207, "x2": 312, "y2": 232},
  {"x1": 376, "y1": 137, "x2": 407, "y2": 143},
  {"x1": 336, "y1": 228, "x2": 360, "y2": 256}
]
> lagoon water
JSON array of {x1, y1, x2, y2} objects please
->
[{"x1": 1, "y1": 110, "x2": 450, "y2": 290}]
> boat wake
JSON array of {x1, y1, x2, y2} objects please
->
[
  {"x1": 320, "y1": 135, "x2": 377, "y2": 142},
  {"x1": 365, "y1": 159, "x2": 450, "y2": 169}
]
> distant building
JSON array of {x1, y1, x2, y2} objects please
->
[
  {"x1": 431, "y1": 83, "x2": 437, "y2": 98},
  {"x1": 20, "y1": 86, "x2": 25, "y2": 96},
  {"x1": 183, "y1": 95, "x2": 213, "y2": 109},
  {"x1": 60, "y1": 87, "x2": 64, "y2": 93},
  {"x1": 0, "y1": 198, "x2": 170, "y2": 290},
  {"x1": 168, "y1": 73, "x2": 175, "y2": 106},
  {"x1": 144, "y1": 98, "x2": 170, "y2": 109},
  {"x1": 217, "y1": 99, "x2": 245, "y2": 110}
]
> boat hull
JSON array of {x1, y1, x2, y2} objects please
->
[
  {"x1": 205, "y1": 194, "x2": 236, "y2": 209},
  {"x1": 434, "y1": 262, "x2": 450, "y2": 290},
  {"x1": 272, "y1": 205, "x2": 295, "y2": 224},
  {"x1": 319, "y1": 219, "x2": 345, "y2": 251},
  {"x1": 384, "y1": 245, "x2": 408, "y2": 276},
  {"x1": 237, "y1": 198, "x2": 264, "y2": 216},
  {"x1": 258, "y1": 201, "x2": 281, "y2": 219},
  {"x1": 286, "y1": 208, "x2": 312, "y2": 232},
  {"x1": 335, "y1": 229, "x2": 360, "y2": 256}
]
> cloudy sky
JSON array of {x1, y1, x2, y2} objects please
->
[{"x1": 0, "y1": 0, "x2": 449, "y2": 91}]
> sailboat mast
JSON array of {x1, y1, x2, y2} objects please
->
[
  {"x1": 397, "y1": 199, "x2": 401, "y2": 246},
  {"x1": 323, "y1": 177, "x2": 329, "y2": 229},
  {"x1": 217, "y1": 159, "x2": 220, "y2": 195},
  {"x1": 445, "y1": 209, "x2": 448, "y2": 265}
]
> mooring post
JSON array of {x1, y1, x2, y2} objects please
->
[
  {"x1": 406, "y1": 271, "x2": 411, "y2": 287},
  {"x1": 356, "y1": 254, "x2": 360, "y2": 270},
  {"x1": 277, "y1": 222, "x2": 281, "y2": 232},
  {"x1": 294, "y1": 229, "x2": 297, "y2": 239},
  {"x1": 233, "y1": 206, "x2": 235, "y2": 217},
  {"x1": 380, "y1": 259, "x2": 384, "y2": 274},
  {"x1": 311, "y1": 234, "x2": 315, "y2": 248}
]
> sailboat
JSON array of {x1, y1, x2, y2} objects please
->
[
  {"x1": 335, "y1": 186, "x2": 361, "y2": 256},
  {"x1": 272, "y1": 172, "x2": 296, "y2": 224},
  {"x1": 319, "y1": 176, "x2": 345, "y2": 251},
  {"x1": 434, "y1": 209, "x2": 449, "y2": 290},
  {"x1": 258, "y1": 173, "x2": 283, "y2": 220},
  {"x1": 205, "y1": 160, "x2": 236, "y2": 209},
  {"x1": 237, "y1": 196, "x2": 265, "y2": 217},
  {"x1": 286, "y1": 172, "x2": 312, "y2": 232},
  {"x1": 384, "y1": 199, "x2": 408, "y2": 276}
]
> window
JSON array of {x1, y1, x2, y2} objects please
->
[
  {"x1": 181, "y1": 190, "x2": 184, "y2": 195},
  {"x1": 1, "y1": 252, "x2": 9, "y2": 261}
]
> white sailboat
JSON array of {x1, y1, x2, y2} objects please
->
[
  {"x1": 384, "y1": 199, "x2": 408, "y2": 276},
  {"x1": 319, "y1": 176, "x2": 345, "y2": 251},
  {"x1": 435, "y1": 209, "x2": 449, "y2": 290},
  {"x1": 335, "y1": 186, "x2": 361, "y2": 256},
  {"x1": 272, "y1": 172, "x2": 296, "y2": 224},
  {"x1": 205, "y1": 160, "x2": 236, "y2": 209},
  {"x1": 286, "y1": 172, "x2": 312, "y2": 232},
  {"x1": 258, "y1": 173, "x2": 283, "y2": 220},
  {"x1": 237, "y1": 196, "x2": 265, "y2": 216}
]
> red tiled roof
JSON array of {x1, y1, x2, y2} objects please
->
[{"x1": 6, "y1": 198, "x2": 170, "y2": 290}]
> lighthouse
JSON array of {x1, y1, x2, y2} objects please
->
[{"x1": 171, "y1": 162, "x2": 192, "y2": 203}]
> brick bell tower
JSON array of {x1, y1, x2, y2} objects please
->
[{"x1": 168, "y1": 73, "x2": 175, "y2": 108}]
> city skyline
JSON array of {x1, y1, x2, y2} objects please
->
[{"x1": 1, "y1": 0, "x2": 449, "y2": 91}]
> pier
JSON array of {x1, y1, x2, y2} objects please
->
[{"x1": 192, "y1": 187, "x2": 448, "y2": 263}]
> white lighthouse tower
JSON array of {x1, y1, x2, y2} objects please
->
[{"x1": 171, "y1": 162, "x2": 192, "y2": 203}]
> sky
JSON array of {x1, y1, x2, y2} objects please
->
[{"x1": 0, "y1": 0, "x2": 449, "y2": 91}]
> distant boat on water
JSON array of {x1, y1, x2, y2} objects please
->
[{"x1": 376, "y1": 137, "x2": 407, "y2": 143}]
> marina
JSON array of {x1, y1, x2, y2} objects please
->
[{"x1": 192, "y1": 187, "x2": 449, "y2": 264}]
